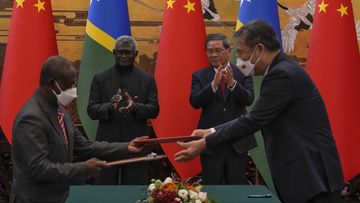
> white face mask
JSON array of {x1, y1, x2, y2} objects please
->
[
  {"x1": 236, "y1": 46, "x2": 262, "y2": 76},
  {"x1": 52, "y1": 81, "x2": 77, "y2": 106}
]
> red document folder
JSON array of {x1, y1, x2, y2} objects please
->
[{"x1": 133, "y1": 136, "x2": 202, "y2": 145}]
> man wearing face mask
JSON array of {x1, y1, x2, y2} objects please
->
[
  {"x1": 175, "y1": 20, "x2": 344, "y2": 203},
  {"x1": 190, "y1": 33, "x2": 256, "y2": 185},
  {"x1": 87, "y1": 35, "x2": 159, "y2": 185},
  {"x1": 10, "y1": 56, "x2": 147, "y2": 203}
]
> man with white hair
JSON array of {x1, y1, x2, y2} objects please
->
[{"x1": 87, "y1": 35, "x2": 159, "y2": 185}]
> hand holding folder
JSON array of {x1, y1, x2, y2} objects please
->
[
  {"x1": 107, "y1": 153, "x2": 167, "y2": 166},
  {"x1": 132, "y1": 135, "x2": 203, "y2": 145}
]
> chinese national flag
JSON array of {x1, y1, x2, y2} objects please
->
[
  {"x1": 152, "y1": 0, "x2": 208, "y2": 179},
  {"x1": 306, "y1": 0, "x2": 360, "y2": 180},
  {"x1": 0, "y1": 0, "x2": 58, "y2": 143}
]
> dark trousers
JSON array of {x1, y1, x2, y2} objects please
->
[
  {"x1": 305, "y1": 190, "x2": 341, "y2": 203},
  {"x1": 95, "y1": 162, "x2": 148, "y2": 185},
  {"x1": 200, "y1": 148, "x2": 247, "y2": 184}
]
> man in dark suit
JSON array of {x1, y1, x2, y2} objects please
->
[
  {"x1": 175, "y1": 20, "x2": 344, "y2": 203},
  {"x1": 10, "y1": 56, "x2": 146, "y2": 203},
  {"x1": 190, "y1": 33, "x2": 256, "y2": 184},
  {"x1": 87, "y1": 35, "x2": 159, "y2": 185}
]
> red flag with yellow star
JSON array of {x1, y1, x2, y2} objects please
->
[
  {"x1": 152, "y1": 0, "x2": 208, "y2": 179},
  {"x1": 0, "y1": 0, "x2": 58, "y2": 143},
  {"x1": 306, "y1": 0, "x2": 360, "y2": 180}
]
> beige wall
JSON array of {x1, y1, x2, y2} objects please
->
[{"x1": 1, "y1": 0, "x2": 359, "y2": 71}]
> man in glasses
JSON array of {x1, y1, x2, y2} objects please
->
[
  {"x1": 176, "y1": 21, "x2": 344, "y2": 203},
  {"x1": 189, "y1": 33, "x2": 256, "y2": 185}
]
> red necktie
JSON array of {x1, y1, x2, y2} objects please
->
[{"x1": 57, "y1": 110, "x2": 68, "y2": 145}]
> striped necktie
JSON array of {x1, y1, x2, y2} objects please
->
[{"x1": 57, "y1": 109, "x2": 68, "y2": 145}]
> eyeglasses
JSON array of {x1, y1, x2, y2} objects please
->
[{"x1": 206, "y1": 48, "x2": 226, "y2": 55}]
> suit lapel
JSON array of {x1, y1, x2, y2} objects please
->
[
  {"x1": 35, "y1": 91, "x2": 70, "y2": 159},
  {"x1": 205, "y1": 67, "x2": 215, "y2": 82},
  {"x1": 222, "y1": 87, "x2": 230, "y2": 102},
  {"x1": 260, "y1": 52, "x2": 285, "y2": 91}
]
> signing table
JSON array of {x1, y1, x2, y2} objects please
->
[{"x1": 67, "y1": 185, "x2": 281, "y2": 203}]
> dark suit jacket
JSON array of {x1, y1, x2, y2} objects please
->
[
  {"x1": 87, "y1": 65, "x2": 159, "y2": 142},
  {"x1": 10, "y1": 90, "x2": 129, "y2": 203},
  {"x1": 206, "y1": 53, "x2": 344, "y2": 203},
  {"x1": 190, "y1": 64, "x2": 257, "y2": 154}
]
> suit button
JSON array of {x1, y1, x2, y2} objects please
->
[{"x1": 223, "y1": 108, "x2": 226, "y2": 111}]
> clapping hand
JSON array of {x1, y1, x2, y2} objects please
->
[
  {"x1": 211, "y1": 65, "x2": 223, "y2": 90},
  {"x1": 223, "y1": 65, "x2": 236, "y2": 87},
  {"x1": 118, "y1": 91, "x2": 134, "y2": 113},
  {"x1": 111, "y1": 89, "x2": 122, "y2": 110}
]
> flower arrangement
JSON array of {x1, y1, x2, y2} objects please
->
[{"x1": 139, "y1": 176, "x2": 217, "y2": 203}]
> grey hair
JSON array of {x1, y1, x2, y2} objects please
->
[{"x1": 114, "y1": 35, "x2": 137, "y2": 51}]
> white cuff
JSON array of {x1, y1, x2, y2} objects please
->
[{"x1": 228, "y1": 81, "x2": 237, "y2": 92}]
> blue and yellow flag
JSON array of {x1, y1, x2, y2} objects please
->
[
  {"x1": 236, "y1": 0, "x2": 281, "y2": 41},
  {"x1": 77, "y1": 0, "x2": 131, "y2": 140},
  {"x1": 234, "y1": 0, "x2": 281, "y2": 195}
]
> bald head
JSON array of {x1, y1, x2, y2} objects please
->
[{"x1": 40, "y1": 56, "x2": 75, "y2": 87}]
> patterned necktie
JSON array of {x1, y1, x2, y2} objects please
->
[{"x1": 57, "y1": 109, "x2": 68, "y2": 145}]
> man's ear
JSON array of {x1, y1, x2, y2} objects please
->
[
  {"x1": 47, "y1": 78, "x2": 55, "y2": 85},
  {"x1": 134, "y1": 50, "x2": 139, "y2": 58},
  {"x1": 47, "y1": 78, "x2": 56, "y2": 90},
  {"x1": 257, "y1": 43, "x2": 265, "y2": 52}
]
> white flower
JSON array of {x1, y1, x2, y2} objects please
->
[
  {"x1": 148, "y1": 183, "x2": 156, "y2": 191},
  {"x1": 195, "y1": 199, "x2": 202, "y2": 203},
  {"x1": 163, "y1": 177, "x2": 173, "y2": 184},
  {"x1": 175, "y1": 197, "x2": 183, "y2": 203},
  {"x1": 178, "y1": 189, "x2": 189, "y2": 201},
  {"x1": 198, "y1": 192, "x2": 207, "y2": 201},
  {"x1": 189, "y1": 190, "x2": 199, "y2": 199},
  {"x1": 148, "y1": 183, "x2": 156, "y2": 192},
  {"x1": 154, "y1": 179, "x2": 163, "y2": 188}
]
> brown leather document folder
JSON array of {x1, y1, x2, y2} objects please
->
[
  {"x1": 132, "y1": 136, "x2": 202, "y2": 145},
  {"x1": 107, "y1": 154, "x2": 167, "y2": 166}
]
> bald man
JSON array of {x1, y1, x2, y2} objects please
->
[{"x1": 10, "y1": 56, "x2": 146, "y2": 203}]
